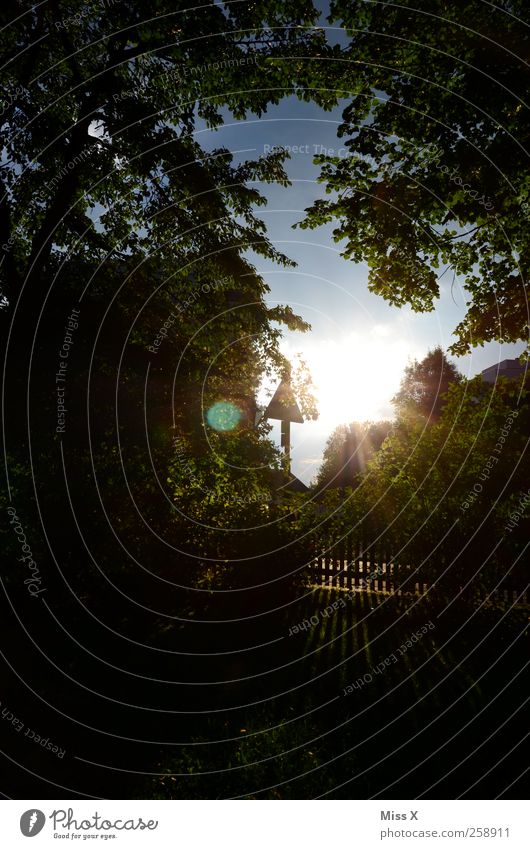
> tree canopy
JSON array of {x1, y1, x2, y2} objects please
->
[
  {"x1": 0, "y1": 0, "x2": 329, "y2": 302},
  {"x1": 315, "y1": 420, "x2": 392, "y2": 491},
  {"x1": 0, "y1": 0, "x2": 327, "y2": 609},
  {"x1": 392, "y1": 346, "x2": 462, "y2": 423},
  {"x1": 299, "y1": 0, "x2": 530, "y2": 354},
  {"x1": 302, "y1": 374, "x2": 530, "y2": 598}
]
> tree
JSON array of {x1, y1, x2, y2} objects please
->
[
  {"x1": 0, "y1": 1, "x2": 324, "y2": 618},
  {"x1": 320, "y1": 375, "x2": 530, "y2": 599},
  {"x1": 315, "y1": 420, "x2": 392, "y2": 491},
  {"x1": 0, "y1": 0, "x2": 326, "y2": 440},
  {"x1": 392, "y1": 347, "x2": 462, "y2": 423},
  {"x1": 299, "y1": 1, "x2": 530, "y2": 354},
  {"x1": 0, "y1": 0, "x2": 323, "y2": 450},
  {"x1": 0, "y1": 0, "x2": 329, "y2": 304}
]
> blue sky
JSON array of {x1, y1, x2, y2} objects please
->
[{"x1": 195, "y1": 96, "x2": 524, "y2": 484}]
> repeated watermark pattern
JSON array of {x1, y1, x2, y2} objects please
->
[
  {"x1": 0, "y1": 85, "x2": 26, "y2": 116},
  {"x1": 6, "y1": 507, "x2": 46, "y2": 597},
  {"x1": 1, "y1": 224, "x2": 24, "y2": 255},
  {"x1": 262, "y1": 143, "x2": 350, "y2": 159},
  {"x1": 216, "y1": 492, "x2": 270, "y2": 505},
  {"x1": 342, "y1": 621, "x2": 435, "y2": 694},
  {"x1": 460, "y1": 409, "x2": 518, "y2": 511},
  {"x1": 420, "y1": 144, "x2": 494, "y2": 210},
  {"x1": 56, "y1": 308, "x2": 81, "y2": 434},
  {"x1": 36, "y1": 150, "x2": 93, "y2": 203},
  {"x1": 164, "y1": 53, "x2": 259, "y2": 83},
  {"x1": 288, "y1": 564, "x2": 387, "y2": 636},
  {"x1": 53, "y1": 0, "x2": 121, "y2": 30},
  {"x1": 1, "y1": 0, "x2": 528, "y2": 805},
  {"x1": 148, "y1": 278, "x2": 229, "y2": 353},
  {"x1": 1, "y1": 701, "x2": 65, "y2": 758},
  {"x1": 172, "y1": 436, "x2": 199, "y2": 488},
  {"x1": 504, "y1": 487, "x2": 530, "y2": 533},
  {"x1": 113, "y1": 54, "x2": 260, "y2": 104}
]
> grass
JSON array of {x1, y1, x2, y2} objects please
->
[{"x1": 146, "y1": 589, "x2": 528, "y2": 799}]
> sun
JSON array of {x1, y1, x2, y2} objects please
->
[{"x1": 285, "y1": 330, "x2": 418, "y2": 429}]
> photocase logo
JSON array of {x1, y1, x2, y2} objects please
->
[{"x1": 20, "y1": 810, "x2": 46, "y2": 837}]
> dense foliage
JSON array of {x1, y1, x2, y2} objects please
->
[
  {"x1": 315, "y1": 420, "x2": 392, "y2": 491},
  {"x1": 392, "y1": 346, "x2": 462, "y2": 423},
  {"x1": 307, "y1": 375, "x2": 530, "y2": 600},
  {"x1": 0, "y1": 1, "x2": 329, "y2": 614},
  {"x1": 300, "y1": 1, "x2": 530, "y2": 354},
  {"x1": 1, "y1": 2, "x2": 528, "y2": 801}
]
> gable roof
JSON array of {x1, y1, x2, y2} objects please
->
[{"x1": 264, "y1": 378, "x2": 304, "y2": 423}]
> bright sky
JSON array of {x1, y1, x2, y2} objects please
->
[{"x1": 195, "y1": 97, "x2": 524, "y2": 484}]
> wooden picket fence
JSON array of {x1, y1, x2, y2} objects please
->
[
  {"x1": 308, "y1": 544, "x2": 426, "y2": 596},
  {"x1": 308, "y1": 541, "x2": 529, "y2": 604}
]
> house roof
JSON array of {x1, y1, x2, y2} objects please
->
[
  {"x1": 264, "y1": 378, "x2": 304, "y2": 423},
  {"x1": 270, "y1": 469, "x2": 309, "y2": 494},
  {"x1": 481, "y1": 359, "x2": 527, "y2": 382}
]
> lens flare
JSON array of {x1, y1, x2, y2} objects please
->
[{"x1": 206, "y1": 401, "x2": 241, "y2": 431}]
